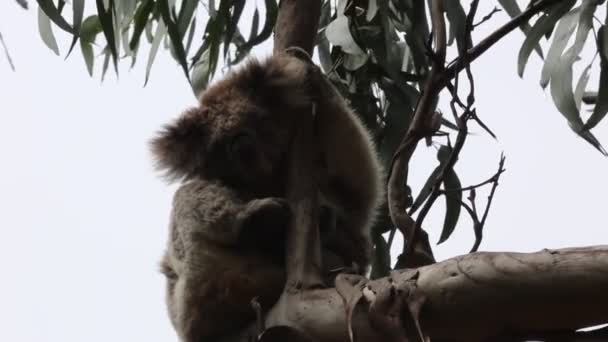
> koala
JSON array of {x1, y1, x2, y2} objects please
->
[
  {"x1": 159, "y1": 180, "x2": 288, "y2": 341},
  {"x1": 152, "y1": 52, "x2": 384, "y2": 341}
]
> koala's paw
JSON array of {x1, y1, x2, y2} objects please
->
[{"x1": 238, "y1": 198, "x2": 291, "y2": 250}]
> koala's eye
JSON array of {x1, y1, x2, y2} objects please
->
[{"x1": 229, "y1": 132, "x2": 256, "y2": 161}]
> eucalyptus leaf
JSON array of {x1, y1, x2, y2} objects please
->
[
  {"x1": 159, "y1": 0, "x2": 191, "y2": 82},
  {"x1": 191, "y1": 48, "x2": 212, "y2": 96},
  {"x1": 517, "y1": 0, "x2": 575, "y2": 77},
  {"x1": 540, "y1": 6, "x2": 581, "y2": 88},
  {"x1": 80, "y1": 41, "x2": 94, "y2": 76},
  {"x1": 574, "y1": 63, "x2": 592, "y2": 111},
  {"x1": 144, "y1": 19, "x2": 167, "y2": 85},
  {"x1": 438, "y1": 169, "x2": 462, "y2": 244},
  {"x1": 444, "y1": 0, "x2": 467, "y2": 51},
  {"x1": 129, "y1": 0, "x2": 155, "y2": 50},
  {"x1": 96, "y1": 0, "x2": 118, "y2": 70},
  {"x1": 584, "y1": 27, "x2": 608, "y2": 130},
  {"x1": 223, "y1": 1, "x2": 245, "y2": 57},
  {"x1": 37, "y1": 7, "x2": 60, "y2": 56},
  {"x1": 177, "y1": 0, "x2": 197, "y2": 38},
  {"x1": 326, "y1": 16, "x2": 364, "y2": 55},
  {"x1": 66, "y1": 0, "x2": 85, "y2": 56},
  {"x1": 36, "y1": 0, "x2": 74, "y2": 34},
  {"x1": 79, "y1": 15, "x2": 102, "y2": 44},
  {"x1": 498, "y1": 0, "x2": 542, "y2": 57},
  {"x1": 410, "y1": 166, "x2": 440, "y2": 213},
  {"x1": 366, "y1": 0, "x2": 378, "y2": 22}
]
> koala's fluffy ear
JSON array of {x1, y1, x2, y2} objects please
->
[
  {"x1": 236, "y1": 55, "x2": 312, "y2": 108},
  {"x1": 150, "y1": 109, "x2": 208, "y2": 182}
]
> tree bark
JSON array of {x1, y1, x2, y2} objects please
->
[
  {"x1": 273, "y1": 0, "x2": 322, "y2": 55},
  {"x1": 233, "y1": 246, "x2": 608, "y2": 342}
]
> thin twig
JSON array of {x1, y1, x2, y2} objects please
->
[
  {"x1": 442, "y1": 0, "x2": 562, "y2": 85},
  {"x1": 0, "y1": 31, "x2": 16, "y2": 71},
  {"x1": 473, "y1": 7, "x2": 501, "y2": 29}
]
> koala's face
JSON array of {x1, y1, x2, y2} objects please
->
[{"x1": 151, "y1": 54, "x2": 313, "y2": 197}]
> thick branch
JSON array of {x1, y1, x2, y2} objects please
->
[
  {"x1": 230, "y1": 246, "x2": 608, "y2": 342},
  {"x1": 273, "y1": 0, "x2": 322, "y2": 55}
]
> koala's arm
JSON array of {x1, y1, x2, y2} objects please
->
[{"x1": 171, "y1": 180, "x2": 290, "y2": 249}]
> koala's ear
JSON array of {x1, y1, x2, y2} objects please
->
[
  {"x1": 150, "y1": 109, "x2": 208, "y2": 182},
  {"x1": 233, "y1": 55, "x2": 311, "y2": 108}
]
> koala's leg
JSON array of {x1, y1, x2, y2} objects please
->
[
  {"x1": 311, "y1": 75, "x2": 384, "y2": 270},
  {"x1": 173, "y1": 180, "x2": 291, "y2": 249}
]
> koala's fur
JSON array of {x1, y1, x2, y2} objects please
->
[{"x1": 152, "y1": 53, "x2": 384, "y2": 341}]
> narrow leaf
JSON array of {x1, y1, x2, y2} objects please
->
[
  {"x1": 585, "y1": 27, "x2": 608, "y2": 130},
  {"x1": 159, "y1": 0, "x2": 191, "y2": 82},
  {"x1": 96, "y1": 0, "x2": 118, "y2": 70},
  {"x1": 37, "y1": 7, "x2": 60, "y2": 55},
  {"x1": 410, "y1": 166, "x2": 441, "y2": 213},
  {"x1": 574, "y1": 63, "x2": 592, "y2": 111},
  {"x1": 67, "y1": 0, "x2": 85, "y2": 56},
  {"x1": 80, "y1": 15, "x2": 102, "y2": 43},
  {"x1": 540, "y1": 6, "x2": 582, "y2": 88},
  {"x1": 243, "y1": 0, "x2": 277, "y2": 48},
  {"x1": 223, "y1": 0, "x2": 245, "y2": 57},
  {"x1": 101, "y1": 47, "x2": 111, "y2": 81},
  {"x1": 36, "y1": 0, "x2": 74, "y2": 33},
  {"x1": 80, "y1": 41, "x2": 94, "y2": 76},
  {"x1": 129, "y1": 0, "x2": 154, "y2": 50},
  {"x1": 438, "y1": 169, "x2": 462, "y2": 244},
  {"x1": 144, "y1": 19, "x2": 167, "y2": 85},
  {"x1": 366, "y1": 0, "x2": 378, "y2": 22},
  {"x1": 498, "y1": 0, "x2": 542, "y2": 58},
  {"x1": 177, "y1": 0, "x2": 197, "y2": 38}
]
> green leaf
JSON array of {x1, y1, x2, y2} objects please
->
[
  {"x1": 444, "y1": 0, "x2": 467, "y2": 51},
  {"x1": 80, "y1": 41, "x2": 94, "y2": 76},
  {"x1": 191, "y1": 48, "x2": 212, "y2": 96},
  {"x1": 129, "y1": 0, "x2": 154, "y2": 51},
  {"x1": 185, "y1": 17, "x2": 196, "y2": 55},
  {"x1": 366, "y1": 0, "x2": 378, "y2": 22},
  {"x1": 66, "y1": 0, "x2": 85, "y2": 56},
  {"x1": 549, "y1": 54, "x2": 582, "y2": 127},
  {"x1": 574, "y1": 63, "x2": 592, "y2": 111},
  {"x1": 80, "y1": 15, "x2": 102, "y2": 44},
  {"x1": 159, "y1": 0, "x2": 191, "y2": 83},
  {"x1": 144, "y1": 19, "x2": 167, "y2": 85},
  {"x1": 343, "y1": 53, "x2": 368, "y2": 70},
  {"x1": 517, "y1": 0, "x2": 575, "y2": 77},
  {"x1": 410, "y1": 166, "x2": 441, "y2": 213},
  {"x1": 438, "y1": 169, "x2": 461, "y2": 244},
  {"x1": 326, "y1": 16, "x2": 364, "y2": 55},
  {"x1": 101, "y1": 47, "x2": 111, "y2": 81},
  {"x1": 96, "y1": 0, "x2": 118, "y2": 70},
  {"x1": 585, "y1": 27, "x2": 608, "y2": 131},
  {"x1": 36, "y1": 0, "x2": 74, "y2": 33},
  {"x1": 498, "y1": 0, "x2": 542, "y2": 58},
  {"x1": 37, "y1": 7, "x2": 60, "y2": 55},
  {"x1": 223, "y1": 0, "x2": 245, "y2": 58},
  {"x1": 549, "y1": 0, "x2": 595, "y2": 126},
  {"x1": 370, "y1": 234, "x2": 391, "y2": 279},
  {"x1": 242, "y1": 0, "x2": 277, "y2": 48},
  {"x1": 177, "y1": 0, "x2": 197, "y2": 38},
  {"x1": 540, "y1": 6, "x2": 582, "y2": 88}
]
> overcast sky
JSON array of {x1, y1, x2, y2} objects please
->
[{"x1": 0, "y1": 2, "x2": 607, "y2": 342}]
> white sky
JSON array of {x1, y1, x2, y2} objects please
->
[{"x1": 0, "y1": 2, "x2": 607, "y2": 342}]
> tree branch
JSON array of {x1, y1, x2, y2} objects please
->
[{"x1": 229, "y1": 246, "x2": 608, "y2": 342}]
